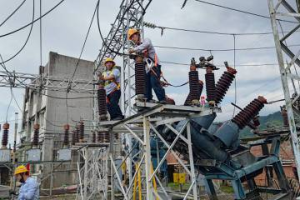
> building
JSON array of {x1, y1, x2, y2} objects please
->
[{"x1": 18, "y1": 52, "x2": 95, "y2": 190}]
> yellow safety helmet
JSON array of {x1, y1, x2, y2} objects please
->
[
  {"x1": 14, "y1": 165, "x2": 28, "y2": 175},
  {"x1": 127, "y1": 28, "x2": 140, "y2": 40},
  {"x1": 104, "y1": 58, "x2": 116, "y2": 67}
]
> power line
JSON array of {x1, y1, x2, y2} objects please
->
[
  {"x1": 160, "y1": 61, "x2": 279, "y2": 68},
  {"x1": 0, "y1": 0, "x2": 66, "y2": 38},
  {"x1": 154, "y1": 44, "x2": 300, "y2": 52},
  {"x1": 42, "y1": 93, "x2": 94, "y2": 100},
  {"x1": 40, "y1": 0, "x2": 43, "y2": 66},
  {"x1": 194, "y1": 0, "x2": 297, "y2": 24},
  {"x1": 69, "y1": 0, "x2": 98, "y2": 83},
  {"x1": 144, "y1": 22, "x2": 277, "y2": 36},
  {"x1": 0, "y1": 0, "x2": 27, "y2": 27},
  {"x1": 0, "y1": 0, "x2": 35, "y2": 65}
]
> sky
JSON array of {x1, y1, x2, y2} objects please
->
[{"x1": 0, "y1": 0, "x2": 299, "y2": 146}]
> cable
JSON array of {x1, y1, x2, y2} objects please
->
[
  {"x1": 40, "y1": 0, "x2": 43, "y2": 66},
  {"x1": 11, "y1": 89, "x2": 23, "y2": 112},
  {"x1": 232, "y1": 34, "x2": 237, "y2": 117},
  {"x1": 69, "y1": 0, "x2": 98, "y2": 83},
  {"x1": 0, "y1": 0, "x2": 35, "y2": 65},
  {"x1": 6, "y1": 88, "x2": 14, "y2": 122},
  {"x1": 0, "y1": 0, "x2": 27, "y2": 27},
  {"x1": 194, "y1": 0, "x2": 297, "y2": 24},
  {"x1": 154, "y1": 44, "x2": 300, "y2": 52},
  {"x1": 160, "y1": 60, "x2": 280, "y2": 68},
  {"x1": 0, "y1": 0, "x2": 66, "y2": 38},
  {"x1": 42, "y1": 93, "x2": 94, "y2": 99},
  {"x1": 95, "y1": 0, "x2": 135, "y2": 62},
  {"x1": 144, "y1": 22, "x2": 300, "y2": 36}
]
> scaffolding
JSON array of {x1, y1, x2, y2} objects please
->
[
  {"x1": 95, "y1": 102, "x2": 217, "y2": 199},
  {"x1": 76, "y1": 144, "x2": 109, "y2": 200},
  {"x1": 268, "y1": 0, "x2": 300, "y2": 181}
]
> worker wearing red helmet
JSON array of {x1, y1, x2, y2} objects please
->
[{"x1": 128, "y1": 28, "x2": 166, "y2": 104}]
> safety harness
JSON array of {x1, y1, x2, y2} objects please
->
[{"x1": 102, "y1": 68, "x2": 121, "y2": 103}]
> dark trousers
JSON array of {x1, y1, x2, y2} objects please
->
[
  {"x1": 145, "y1": 65, "x2": 166, "y2": 101},
  {"x1": 107, "y1": 90, "x2": 123, "y2": 120}
]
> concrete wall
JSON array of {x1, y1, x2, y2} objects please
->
[{"x1": 20, "y1": 52, "x2": 95, "y2": 189}]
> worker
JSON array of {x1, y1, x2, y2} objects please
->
[
  {"x1": 14, "y1": 165, "x2": 39, "y2": 200},
  {"x1": 128, "y1": 28, "x2": 166, "y2": 104},
  {"x1": 100, "y1": 58, "x2": 124, "y2": 120}
]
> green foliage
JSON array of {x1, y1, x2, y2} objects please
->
[{"x1": 239, "y1": 111, "x2": 283, "y2": 139}]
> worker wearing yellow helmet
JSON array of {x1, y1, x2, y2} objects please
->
[
  {"x1": 14, "y1": 165, "x2": 39, "y2": 199},
  {"x1": 100, "y1": 58, "x2": 124, "y2": 120},
  {"x1": 128, "y1": 28, "x2": 166, "y2": 104}
]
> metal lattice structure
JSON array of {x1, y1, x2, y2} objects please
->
[
  {"x1": 268, "y1": 0, "x2": 300, "y2": 181},
  {"x1": 0, "y1": 70, "x2": 96, "y2": 93},
  {"x1": 94, "y1": 0, "x2": 152, "y2": 116},
  {"x1": 97, "y1": 103, "x2": 216, "y2": 199},
  {"x1": 76, "y1": 145, "x2": 109, "y2": 200}
]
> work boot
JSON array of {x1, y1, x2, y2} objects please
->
[
  {"x1": 158, "y1": 100, "x2": 167, "y2": 104},
  {"x1": 112, "y1": 116, "x2": 124, "y2": 121}
]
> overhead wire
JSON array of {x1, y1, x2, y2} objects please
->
[
  {"x1": 144, "y1": 23, "x2": 300, "y2": 36},
  {"x1": 154, "y1": 44, "x2": 300, "y2": 52},
  {"x1": 69, "y1": 0, "x2": 98, "y2": 84},
  {"x1": 0, "y1": 0, "x2": 35, "y2": 65},
  {"x1": 232, "y1": 34, "x2": 237, "y2": 117},
  {"x1": 160, "y1": 61, "x2": 279, "y2": 68},
  {"x1": 0, "y1": 0, "x2": 27, "y2": 27},
  {"x1": 194, "y1": 0, "x2": 297, "y2": 24},
  {"x1": 40, "y1": 0, "x2": 43, "y2": 66},
  {"x1": 0, "y1": 0, "x2": 66, "y2": 38}
]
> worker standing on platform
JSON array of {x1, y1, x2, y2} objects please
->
[
  {"x1": 128, "y1": 28, "x2": 166, "y2": 104},
  {"x1": 14, "y1": 165, "x2": 39, "y2": 200},
  {"x1": 100, "y1": 58, "x2": 124, "y2": 120}
]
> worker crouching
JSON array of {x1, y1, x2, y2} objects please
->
[
  {"x1": 100, "y1": 58, "x2": 124, "y2": 121},
  {"x1": 128, "y1": 28, "x2": 166, "y2": 104}
]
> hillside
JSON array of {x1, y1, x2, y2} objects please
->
[{"x1": 239, "y1": 111, "x2": 284, "y2": 138}]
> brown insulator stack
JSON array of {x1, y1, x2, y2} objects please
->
[
  {"x1": 184, "y1": 81, "x2": 203, "y2": 106},
  {"x1": 102, "y1": 131, "x2": 110, "y2": 143},
  {"x1": 75, "y1": 126, "x2": 80, "y2": 143},
  {"x1": 98, "y1": 86, "x2": 107, "y2": 121},
  {"x1": 63, "y1": 124, "x2": 70, "y2": 146},
  {"x1": 252, "y1": 116, "x2": 260, "y2": 127},
  {"x1": 1, "y1": 123, "x2": 9, "y2": 149},
  {"x1": 135, "y1": 56, "x2": 146, "y2": 98},
  {"x1": 92, "y1": 131, "x2": 96, "y2": 143},
  {"x1": 215, "y1": 67, "x2": 237, "y2": 104},
  {"x1": 71, "y1": 130, "x2": 76, "y2": 145},
  {"x1": 205, "y1": 68, "x2": 216, "y2": 103},
  {"x1": 79, "y1": 121, "x2": 84, "y2": 142},
  {"x1": 281, "y1": 107, "x2": 289, "y2": 127},
  {"x1": 32, "y1": 124, "x2": 40, "y2": 147},
  {"x1": 189, "y1": 70, "x2": 200, "y2": 104},
  {"x1": 97, "y1": 131, "x2": 102, "y2": 143},
  {"x1": 232, "y1": 96, "x2": 267, "y2": 129}
]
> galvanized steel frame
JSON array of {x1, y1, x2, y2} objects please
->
[{"x1": 268, "y1": 0, "x2": 300, "y2": 181}]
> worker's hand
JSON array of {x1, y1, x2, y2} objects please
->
[
  {"x1": 129, "y1": 49, "x2": 135, "y2": 54},
  {"x1": 99, "y1": 75, "x2": 105, "y2": 81}
]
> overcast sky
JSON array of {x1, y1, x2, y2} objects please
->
[{"x1": 0, "y1": 0, "x2": 299, "y2": 145}]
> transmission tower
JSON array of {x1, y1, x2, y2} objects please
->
[{"x1": 268, "y1": 0, "x2": 300, "y2": 181}]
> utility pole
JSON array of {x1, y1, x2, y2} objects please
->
[
  {"x1": 268, "y1": 0, "x2": 300, "y2": 181},
  {"x1": 297, "y1": 0, "x2": 300, "y2": 12},
  {"x1": 11, "y1": 112, "x2": 18, "y2": 190}
]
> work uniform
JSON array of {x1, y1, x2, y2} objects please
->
[
  {"x1": 18, "y1": 177, "x2": 39, "y2": 200},
  {"x1": 133, "y1": 38, "x2": 166, "y2": 102},
  {"x1": 102, "y1": 68, "x2": 124, "y2": 120}
]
